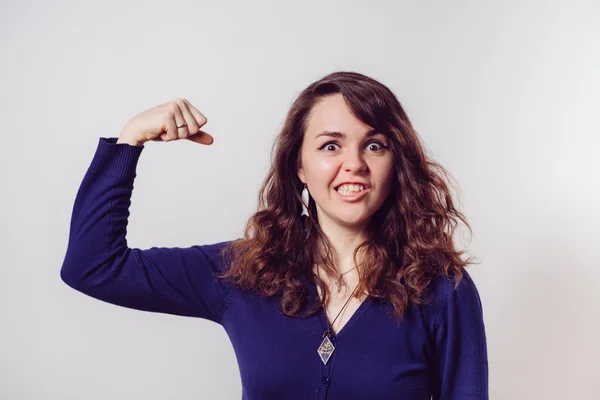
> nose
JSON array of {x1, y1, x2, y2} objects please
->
[{"x1": 343, "y1": 148, "x2": 367, "y2": 172}]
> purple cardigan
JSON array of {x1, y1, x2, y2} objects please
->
[{"x1": 60, "y1": 137, "x2": 489, "y2": 399}]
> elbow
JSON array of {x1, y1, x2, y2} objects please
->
[
  {"x1": 60, "y1": 248, "x2": 129, "y2": 291},
  {"x1": 59, "y1": 250, "x2": 104, "y2": 291},
  {"x1": 60, "y1": 259, "x2": 85, "y2": 290}
]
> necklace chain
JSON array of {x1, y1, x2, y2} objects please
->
[
  {"x1": 335, "y1": 266, "x2": 357, "y2": 293},
  {"x1": 315, "y1": 266, "x2": 360, "y2": 336},
  {"x1": 315, "y1": 260, "x2": 364, "y2": 365},
  {"x1": 321, "y1": 282, "x2": 359, "y2": 338},
  {"x1": 316, "y1": 278, "x2": 360, "y2": 365},
  {"x1": 337, "y1": 266, "x2": 357, "y2": 277}
]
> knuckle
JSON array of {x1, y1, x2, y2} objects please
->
[
  {"x1": 163, "y1": 108, "x2": 175, "y2": 119},
  {"x1": 167, "y1": 102, "x2": 179, "y2": 114},
  {"x1": 186, "y1": 123, "x2": 198, "y2": 133}
]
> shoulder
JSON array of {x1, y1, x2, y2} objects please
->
[
  {"x1": 188, "y1": 239, "x2": 237, "y2": 272},
  {"x1": 193, "y1": 239, "x2": 234, "y2": 257},
  {"x1": 431, "y1": 268, "x2": 482, "y2": 303},
  {"x1": 423, "y1": 269, "x2": 485, "y2": 328}
]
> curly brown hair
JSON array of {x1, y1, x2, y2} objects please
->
[{"x1": 216, "y1": 71, "x2": 477, "y2": 320}]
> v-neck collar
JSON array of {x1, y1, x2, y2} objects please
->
[{"x1": 304, "y1": 275, "x2": 372, "y2": 338}]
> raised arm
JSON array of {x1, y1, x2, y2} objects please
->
[{"x1": 60, "y1": 99, "x2": 232, "y2": 324}]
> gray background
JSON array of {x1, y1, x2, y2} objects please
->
[{"x1": 1, "y1": 0, "x2": 599, "y2": 399}]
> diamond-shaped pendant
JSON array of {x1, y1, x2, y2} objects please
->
[{"x1": 317, "y1": 334, "x2": 335, "y2": 365}]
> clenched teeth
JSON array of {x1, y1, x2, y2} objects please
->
[{"x1": 336, "y1": 184, "x2": 365, "y2": 194}]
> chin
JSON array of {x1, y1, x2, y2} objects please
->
[{"x1": 334, "y1": 212, "x2": 371, "y2": 228}]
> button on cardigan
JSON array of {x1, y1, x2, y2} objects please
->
[{"x1": 60, "y1": 137, "x2": 489, "y2": 400}]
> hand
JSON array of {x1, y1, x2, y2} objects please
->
[{"x1": 117, "y1": 98, "x2": 214, "y2": 146}]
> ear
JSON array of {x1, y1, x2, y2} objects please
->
[{"x1": 297, "y1": 166, "x2": 306, "y2": 185}]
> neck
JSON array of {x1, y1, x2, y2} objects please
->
[{"x1": 316, "y1": 215, "x2": 367, "y2": 274}]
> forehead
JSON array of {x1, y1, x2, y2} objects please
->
[{"x1": 306, "y1": 94, "x2": 375, "y2": 139}]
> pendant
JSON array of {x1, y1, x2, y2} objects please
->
[
  {"x1": 317, "y1": 332, "x2": 335, "y2": 365},
  {"x1": 335, "y1": 276, "x2": 342, "y2": 293}
]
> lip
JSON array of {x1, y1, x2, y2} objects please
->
[
  {"x1": 334, "y1": 187, "x2": 369, "y2": 202},
  {"x1": 335, "y1": 181, "x2": 369, "y2": 189}
]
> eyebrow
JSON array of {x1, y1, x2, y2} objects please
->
[{"x1": 315, "y1": 129, "x2": 384, "y2": 139}]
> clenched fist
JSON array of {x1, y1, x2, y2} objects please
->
[{"x1": 117, "y1": 98, "x2": 214, "y2": 146}]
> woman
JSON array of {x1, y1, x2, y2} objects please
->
[{"x1": 61, "y1": 71, "x2": 488, "y2": 399}]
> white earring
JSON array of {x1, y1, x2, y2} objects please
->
[{"x1": 301, "y1": 184, "x2": 309, "y2": 216}]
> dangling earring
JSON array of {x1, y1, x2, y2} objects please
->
[{"x1": 301, "y1": 184, "x2": 309, "y2": 216}]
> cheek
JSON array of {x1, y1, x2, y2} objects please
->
[
  {"x1": 317, "y1": 159, "x2": 338, "y2": 174},
  {"x1": 305, "y1": 158, "x2": 339, "y2": 183},
  {"x1": 375, "y1": 162, "x2": 395, "y2": 191}
]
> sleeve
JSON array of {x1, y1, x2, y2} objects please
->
[
  {"x1": 431, "y1": 269, "x2": 489, "y2": 400},
  {"x1": 60, "y1": 137, "x2": 233, "y2": 324}
]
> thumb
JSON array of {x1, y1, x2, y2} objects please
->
[{"x1": 187, "y1": 130, "x2": 214, "y2": 145}]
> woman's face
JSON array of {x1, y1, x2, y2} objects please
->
[{"x1": 298, "y1": 94, "x2": 394, "y2": 231}]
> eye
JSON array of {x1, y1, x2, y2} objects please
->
[
  {"x1": 366, "y1": 140, "x2": 388, "y2": 152},
  {"x1": 318, "y1": 141, "x2": 389, "y2": 152},
  {"x1": 319, "y1": 142, "x2": 341, "y2": 151}
]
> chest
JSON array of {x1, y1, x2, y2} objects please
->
[
  {"x1": 221, "y1": 291, "x2": 435, "y2": 400},
  {"x1": 316, "y1": 275, "x2": 369, "y2": 335},
  {"x1": 324, "y1": 295, "x2": 365, "y2": 335}
]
